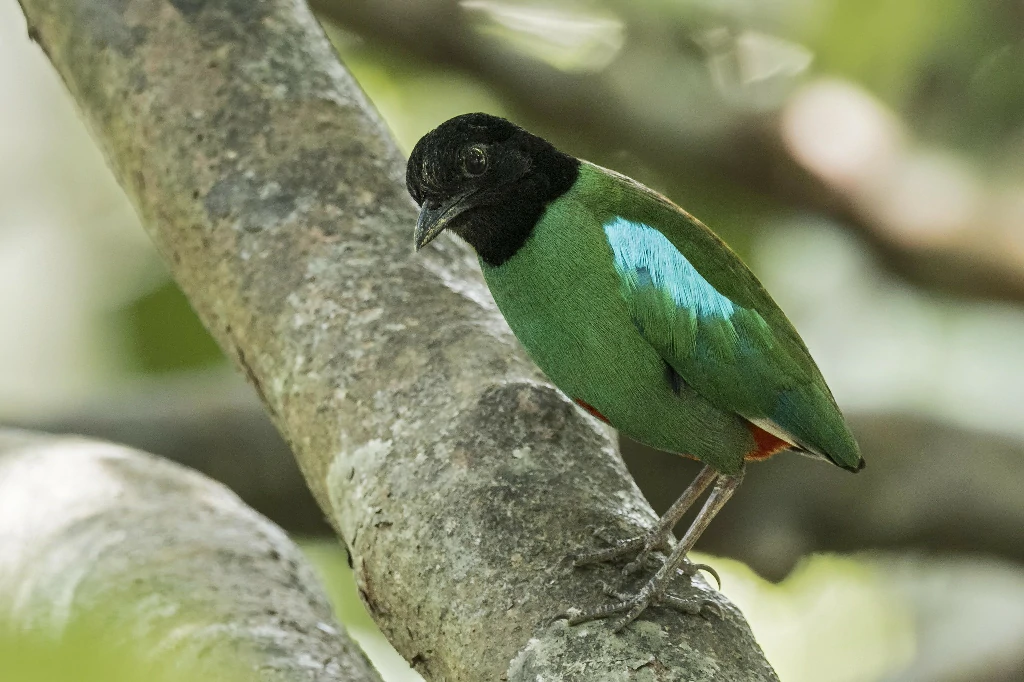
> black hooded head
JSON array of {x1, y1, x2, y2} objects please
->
[{"x1": 406, "y1": 113, "x2": 579, "y2": 266}]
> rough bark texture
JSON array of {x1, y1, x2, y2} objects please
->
[
  {"x1": 0, "y1": 429, "x2": 381, "y2": 681},
  {"x1": 15, "y1": 0, "x2": 778, "y2": 679}
]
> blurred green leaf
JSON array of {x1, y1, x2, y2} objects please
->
[
  {"x1": 0, "y1": 621, "x2": 242, "y2": 682},
  {"x1": 119, "y1": 280, "x2": 225, "y2": 375},
  {"x1": 805, "y1": 0, "x2": 967, "y2": 105}
]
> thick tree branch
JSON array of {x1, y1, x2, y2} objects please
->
[
  {"x1": 0, "y1": 429, "x2": 381, "y2": 681},
  {"x1": 6, "y1": 372, "x2": 330, "y2": 534},
  {"x1": 314, "y1": 0, "x2": 1024, "y2": 305},
  {"x1": 15, "y1": 0, "x2": 776, "y2": 678}
]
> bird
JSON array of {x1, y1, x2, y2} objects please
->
[{"x1": 406, "y1": 112, "x2": 863, "y2": 632}]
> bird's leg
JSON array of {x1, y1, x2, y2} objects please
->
[
  {"x1": 572, "y1": 465, "x2": 716, "y2": 570},
  {"x1": 621, "y1": 464, "x2": 722, "y2": 579},
  {"x1": 564, "y1": 470, "x2": 743, "y2": 632}
]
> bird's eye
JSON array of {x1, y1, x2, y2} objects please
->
[{"x1": 463, "y1": 145, "x2": 488, "y2": 177}]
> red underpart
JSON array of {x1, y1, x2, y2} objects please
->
[
  {"x1": 745, "y1": 422, "x2": 791, "y2": 461},
  {"x1": 572, "y1": 399, "x2": 788, "y2": 462},
  {"x1": 574, "y1": 398, "x2": 610, "y2": 424}
]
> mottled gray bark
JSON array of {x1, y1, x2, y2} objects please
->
[
  {"x1": 0, "y1": 429, "x2": 381, "y2": 681},
  {"x1": 15, "y1": 0, "x2": 777, "y2": 679}
]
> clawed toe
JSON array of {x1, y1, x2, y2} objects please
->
[
  {"x1": 621, "y1": 549, "x2": 661, "y2": 576},
  {"x1": 599, "y1": 581, "x2": 630, "y2": 601},
  {"x1": 621, "y1": 557, "x2": 644, "y2": 575},
  {"x1": 564, "y1": 544, "x2": 724, "y2": 630},
  {"x1": 679, "y1": 561, "x2": 722, "y2": 590},
  {"x1": 661, "y1": 592, "x2": 724, "y2": 619},
  {"x1": 564, "y1": 593, "x2": 643, "y2": 630},
  {"x1": 559, "y1": 466, "x2": 738, "y2": 632},
  {"x1": 571, "y1": 527, "x2": 677, "y2": 570}
]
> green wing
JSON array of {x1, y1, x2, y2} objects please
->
[{"x1": 589, "y1": 164, "x2": 860, "y2": 469}]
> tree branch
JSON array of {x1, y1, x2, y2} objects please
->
[
  {"x1": 313, "y1": 0, "x2": 1024, "y2": 305},
  {"x1": 6, "y1": 372, "x2": 330, "y2": 535},
  {"x1": 15, "y1": 0, "x2": 777, "y2": 678},
  {"x1": 0, "y1": 428, "x2": 381, "y2": 681}
]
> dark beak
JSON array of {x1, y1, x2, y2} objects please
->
[{"x1": 414, "y1": 192, "x2": 475, "y2": 251}]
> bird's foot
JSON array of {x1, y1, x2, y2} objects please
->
[
  {"x1": 570, "y1": 530, "x2": 721, "y2": 589},
  {"x1": 621, "y1": 539, "x2": 669, "y2": 576},
  {"x1": 557, "y1": 578, "x2": 723, "y2": 632},
  {"x1": 570, "y1": 527, "x2": 670, "y2": 569}
]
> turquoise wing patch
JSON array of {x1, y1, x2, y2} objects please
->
[
  {"x1": 602, "y1": 217, "x2": 803, "y2": 436},
  {"x1": 598, "y1": 201, "x2": 859, "y2": 469},
  {"x1": 603, "y1": 217, "x2": 736, "y2": 321}
]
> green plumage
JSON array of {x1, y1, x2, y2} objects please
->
[{"x1": 480, "y1": 162, "x2": 859, "y2": 475}]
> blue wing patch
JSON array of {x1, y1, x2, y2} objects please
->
[
  {"x1": 600, "y1": 214, "x2": 858, "y2": 469},
  {"x1": 603, "y1": 217, "x2": 736, "y2": 320}
]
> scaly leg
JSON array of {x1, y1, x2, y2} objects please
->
[
  {"x1": 572, "y1": 465, "x2": 717, "y2": 572},
  {"x1": 565, "y1": 470, "x2": 743, "y2": 632}
]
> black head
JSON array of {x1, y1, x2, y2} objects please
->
[{"x1": 406, "y1": 113, "x2": 579, "y2": 266}]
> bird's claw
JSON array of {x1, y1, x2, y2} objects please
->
[
  {"x1": 547, "y1": 607, "x2": 578, "y2": 626},
  {"x1": 599, "y1": 580, "x2": 629, "y2": 600},
  {"x1": 620, "y1": 535, "x2": 674, "y2": 575},
  {"x1": 622, "y1": 555, "x2": 720, "y2": 590},
  {"x1": 622, "y1": 550, "x2": 659, "y2": 575},
  {"x1": 662, "y1": 592, "x2": 724, "y2": 620},
  {"x1": 679, "y1": 561, "x2": 722, "y2": 590}
]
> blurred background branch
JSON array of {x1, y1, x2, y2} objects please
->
[
  {"x1": 0, "y1": 429, "x2": 381, "y2": 682},
  {"x1": 16, "y1": 374, "x2": 1024, "y2": 580},
  {"x1": 7, "y1": 372, "x2": 331, "y2": 535}
]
